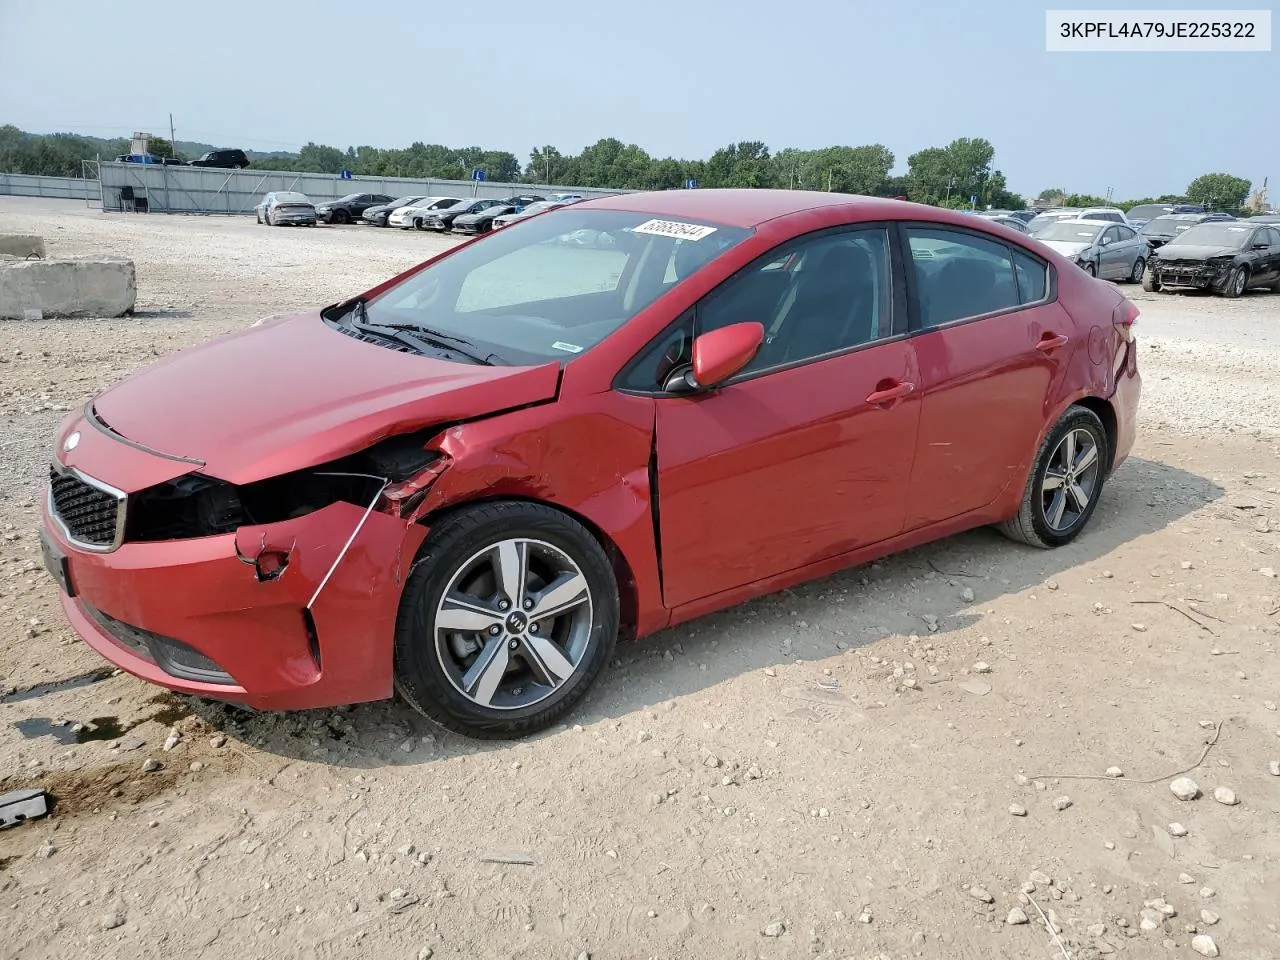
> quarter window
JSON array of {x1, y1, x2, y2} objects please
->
[
  {"x1": 906, "y1": 227, "x2": 1021, "y2": 327},
  {"x1": 1012, "y1": 249, "x2": 1048, "y2": 303}
]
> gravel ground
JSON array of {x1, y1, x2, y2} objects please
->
[{"x1": 1, "y1": 197, "x2": 1278, "y2": 960}]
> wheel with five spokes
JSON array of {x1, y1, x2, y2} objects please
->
[
  {"x1": 997, "y1": 405, "x2": 1109, "y2": 548},
  {"x1": 394, "y1": 502, "x2": 619, "y2": 738}
]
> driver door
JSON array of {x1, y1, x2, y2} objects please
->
[{"x1": 636, "y1": 225, "x2": 922, "y2": 609}]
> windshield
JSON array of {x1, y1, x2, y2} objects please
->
[
  {"x1": 1038, "y1": 221, "x2": 1104, "y2": 242},
  {"x1": 1141, "y1": 215, "x2": 1197, "y2": 236},
  {"x1": 388, "y1": 196, "x2": 423, "y2": 208},
  {"x1": 274, "y1": 192, "x2": 309, "y2": 203},
  {"x1": 1027, "y1": 213, "x2": 1076, "y2": 234},
  {"x1": 518, "y1": 201, "x2": 559, "y2": 215},
  {"x1": 1170, "y1": 223, "x2": 1254, "y2": 248},
  {"x1": 364, "y1": 209, "x2": 752, "y2": 365},
  {"x1": 336, "y1": 194, "x2": 363, "y2": 204},
  {"x1": 1127, "y1": 204, "x2": 1172, "y2": 221}
]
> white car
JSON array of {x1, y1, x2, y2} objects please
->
[
  {"x1": 388, "y1": 197, "x2": 465, "y2": 230},
  {"x1": 1027, "y1": 206, "x2": 1129, "y2": 237}
]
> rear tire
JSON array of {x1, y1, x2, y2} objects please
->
[
  {"x1": 997, "y1": 405, "x2": 1109, "y2": 549},
  {"x1": 1128, "y1": 257, "x2": 1145, "y2": 283},
  {"x1": 393, "y1": 502, "x2": 620, "y2": 739}
]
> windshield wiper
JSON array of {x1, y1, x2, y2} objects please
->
[{"x1": 343, "y1": 299, "x2": 501, "y2": 366}]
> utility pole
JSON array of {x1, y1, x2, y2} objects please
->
[
  {"x1": 169, "y1": 113, "x2": 175, "y2": 149},
  {"x1": 945, "y1": 175, "x2": 954, "y2": 205}
]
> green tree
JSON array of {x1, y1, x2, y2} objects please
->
[
  {"x1": 1038, "y1": 187, "x2": 1066, "y2": 201},
  {"x1": 146, "y1": 136, "x2": 175, "y2": 159},
  {"x1": 705, "y1": 141, "x2": 773, "y2": 188},
  {"x1": 1185, "y1": 172, "x2": 1251, "y2": 212}
]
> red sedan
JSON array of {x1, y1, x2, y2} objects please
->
[{"x1": 39, "y1": 190, "x2": 1141, "y2": 738}]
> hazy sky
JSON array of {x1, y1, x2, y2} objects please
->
[{"x1": 1, "y1": 0, "x2": 1274, "y2": 200}]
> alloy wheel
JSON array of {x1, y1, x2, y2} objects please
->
[
  {"x1": 1130, "y1": 258, "x2": 1145, "y2": 282},
  {"x1": 1233, "y1": 268, "x2": 1247, "y2": 296},
  {"x1": 1040, "y1": 427, "x2": 1101, "y2": 533},
  {"x1": 434, "y1": 538, "x2": 593, "y2": 710}
]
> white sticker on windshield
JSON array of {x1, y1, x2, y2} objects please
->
[
  {"x1": 1227, "y1": 226, "x2": 1246, "y2": 231},
  {"x1": 551, "y1": 341, "x2": 584, "y2": 354},
  {"x1": 630, "y1": 219, "x2": 718, "y2": 241}
]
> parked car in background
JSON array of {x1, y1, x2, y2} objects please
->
[
  {"x1": 316, "y1": 193, "x2": 396, "y2": 225},
  {"x1": 1145, "y1": 220, "x2": 1280, "y2": 297},
  {"x1": 1008, "y1": 210, "x2": 1038, "y2": 223},
  {"x1": 190, "y1": 149, "x2": 251, "y2": 169},
  {"x1": 1248, "y1": 214, "x2": 1280, "y2": 224},
  {"x1": 983, "y1": 214, "x2": 1030, "y2": 233},
  {"x1": 39, "y1": 190, "x2": 1141, "y2": 739},
  {"x1": 1028, "y1": 207, "x2": 1129, "y2": 236},
  {"x1": 416, "y1": 197, "x2": 510, "y2": 232},
  {"x1": 1125, "y1": 203, "x2": 1206, "y2": 229},
  {"x1": 389, "y1": 197, "x2": 465, "y2": 230},
  {"x1": 1139, "y1": 213, "x2": 1234, "y2": 250},
  {"x1": 491, "y1": 199, "x2": 578, "y2": 229},
  {"x1": 451, "y1": 204, "x2": 518, "y2": 235},
  {"x1": 1035, "y1": 219, "x2": 1149, "y2": 281},
  {"x1": 362, "y1": 196, "x2": 430, "y2": 226},
  {"x1": 498, "y1": 194, "x2": 546, "y2": 212},
  {"x1": 255, "y1": 191, "x2": 317, "y2": 227}
]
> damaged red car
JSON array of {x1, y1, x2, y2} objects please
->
[{"x1": 40, "y1": 190, "x2": 1141, "y2": 738}]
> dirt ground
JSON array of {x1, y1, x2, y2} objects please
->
[{"x1": 1, "y1": 197, "x2": 1278, "y2": 960}]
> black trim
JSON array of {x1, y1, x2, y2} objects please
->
[
  {"x1": 646, "y1": 423, "x2": 664, "y2": 598},
  {"x1": 85, "y1": 402, "x2": 206, "y2": 466}
]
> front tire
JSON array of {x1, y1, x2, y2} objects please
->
[
  {"x1": 1142, "y1": 268, "x2": 1160, "y2": 292},
  {"x1": 394, "y1": 502, "x2": 620, "y2": 739},
  {"x1": 414, "y1": 218, "x2": 426, "y2": 231},
  {"x1": 332, "y1": 209, "x2": 351, "y2": 225},
  {"x1": 997, "y1": 405, "x2": 1109, "y2": 549},
  {"x1": 1082, "y1": 261, "x2": 1097, "y2": 277},
  {"x1": 1222, "y1": 265, "x2": 1248, "y2": 298}
]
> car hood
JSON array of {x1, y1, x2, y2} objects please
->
[
  {"x1": 1040, "y1": 240, "x2": 1092, "y2": 256},
  {"x1": 90, "y1": 312, "x2": 562, "y2": 485},
  {"x1": 1156, "y1": 244, "x2": 1239, "y2": 261}
]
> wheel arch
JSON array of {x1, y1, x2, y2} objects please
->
[
  {"x1": 1072, "y1": 395, "x2": 1118, "y2": 474},
  {"x1": 414, "y1": 494, "x2": 641, "y2": 644}
]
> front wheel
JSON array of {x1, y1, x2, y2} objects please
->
[
  {"x1": 332, "y1": 209, "x2": 351, "y2": 225},
  {"x1": 1082, "y1": 261, "x2": 1097, "y2": 277},
  {"x1": 997, "y1": 405, "x2": 1109, "y2": 549},
  {"x1": 394, "y1": 502, "x2": 620, "y2": 739},
  {"x1": 413, "y1": 218, "x2": 426, "y2": 231},
  {"x1": 1142, "y1": 268, "x2": 1160, "y2": 292},
  {"x1": 1128, "y1": 257, "x2": 1145, "y2": 283},
  {"x1": 1222, "y1": 265, "x2": 1248, "y2": 298}
]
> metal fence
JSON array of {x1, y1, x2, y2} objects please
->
[
  {"x1": 0, "y1": 172, "x2": 96, "y2": 201},
  {"x1": 85, "y1": 162, "x2": 628, "y2": 215}
]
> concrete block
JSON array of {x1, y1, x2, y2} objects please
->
[
  {"x1": 0, "y1": 235, "x2": 46, "y2": 259},
  {"x1": 0, "y1": 259, "x2": 136, "y2": 319}
]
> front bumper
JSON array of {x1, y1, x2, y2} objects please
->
[
  {"x1": 1154, "y1": 264, "x2": 1230, "y2": 289},
  {"x1": 39, "y1": 453, "x2": 427, "y2": 710}
]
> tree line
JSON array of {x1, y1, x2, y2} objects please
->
[{"x1": 0, "y1": 124, "x2": 1259, "y2": 215}]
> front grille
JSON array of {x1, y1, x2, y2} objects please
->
[{"x1": 49, "y1": 466, "x2": 125, "y2": 549}]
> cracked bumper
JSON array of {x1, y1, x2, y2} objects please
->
[{"x1": 41, "y1": 498, "x2": 427, "y2": 710}]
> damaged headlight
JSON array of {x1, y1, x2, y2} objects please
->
[{"x1": 126, "y1": 431, "x2": 447, "y2": 542}]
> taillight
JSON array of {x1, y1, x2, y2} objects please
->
[{"x1": 1112, "y1": 299, "x2": 1138, "y2": 342}]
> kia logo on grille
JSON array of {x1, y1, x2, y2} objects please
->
[{"x1": 63, "y1": 431, "x2": 80, "y2": 452}]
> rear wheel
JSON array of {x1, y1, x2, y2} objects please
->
[
  {"x1": 1128, "y1": 257, "x2": 1145, "y2": 283},
  {"x1": 997, "y1": 405, "x2": 1109, "y2": 549},
  {"x1": 393, "y1": 502, "x2": 620, "y2": 739},
  {"x1": 1222, "y1": 265, "x2": 1248, "y2": 298}
]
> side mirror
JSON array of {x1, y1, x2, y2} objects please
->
[
  {"x1": 690, "y1": 322, "x2": 765, "y2": 388},
  {"x1": 1252, "y1": 241, "x2": 1269, "y2": 249}
]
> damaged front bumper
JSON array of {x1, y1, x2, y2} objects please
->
[
  {"x1": 42, "y1": 497, "x2": 428, "y2": 710},
  {"x1": 1153, "y1": 263, "x2": 1231, "y2": 290},
  {"x1": 38, "y1": 413, "x2": 448, "y2": 710}
]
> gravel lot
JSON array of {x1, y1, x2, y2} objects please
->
[{"x1": 1, "y1": 197, "x2": 1278, "y2": 960}]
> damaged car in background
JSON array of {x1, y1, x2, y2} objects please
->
[
  {"x1": 1144, "y1": 220, "x2": 1280, "y2": 297},
  {"x1": 40, "y1": 191, "x2": 1142, "y2": 739}
]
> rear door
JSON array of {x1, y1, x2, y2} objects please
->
[
  {"x1": 900, "y1": 224, "x2": 1077, "y2": 531},
  {"x1": 638, "y1": 224, "x2": 922, "y2": 607}
]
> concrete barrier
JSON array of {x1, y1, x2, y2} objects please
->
[
  {"x1": 0, "y1": 259, "x2": 137, "y2": 319},
  {"x1": 0, "y1": 235, "x2": 46, "y2": 259}
]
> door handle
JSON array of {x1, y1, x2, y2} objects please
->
[
  {"x1": 1035, "y1": 333, "x2": 1069, "y2": 352},
  {"x1": 865, "y1": 380, "x2": 915, "y2": 405}
]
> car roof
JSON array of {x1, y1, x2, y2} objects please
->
[{"x1": 578, "y1": 188, "x2": 975, "y2": 229}]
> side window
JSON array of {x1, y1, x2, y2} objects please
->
[
  {"x1": 906, "y1": 227, "x2": 1021, "y2": 327},
  {"x1": 699, "y1": 227, "x2": 893, "y2": 374},
  {"x1": 1012, "y1": 249, "x2": 1048, "y2": 303},
  {"x1": 1115, "y1": 226, "x2": 1135, "y2": 241},
  {"x1": 1267, "y1": 227, "x2": 1280, "y2": 248},
  {"x1": 1101, "y1": 226, "x2": 1119, "y2": 245}
]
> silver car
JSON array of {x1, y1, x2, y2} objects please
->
[
  {"x1": 255, "y1": 191, "x2": 317, "y2": 227},
  {"x1": 1035, "y1": 218, "x2": 1150, "y2": 282}
]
